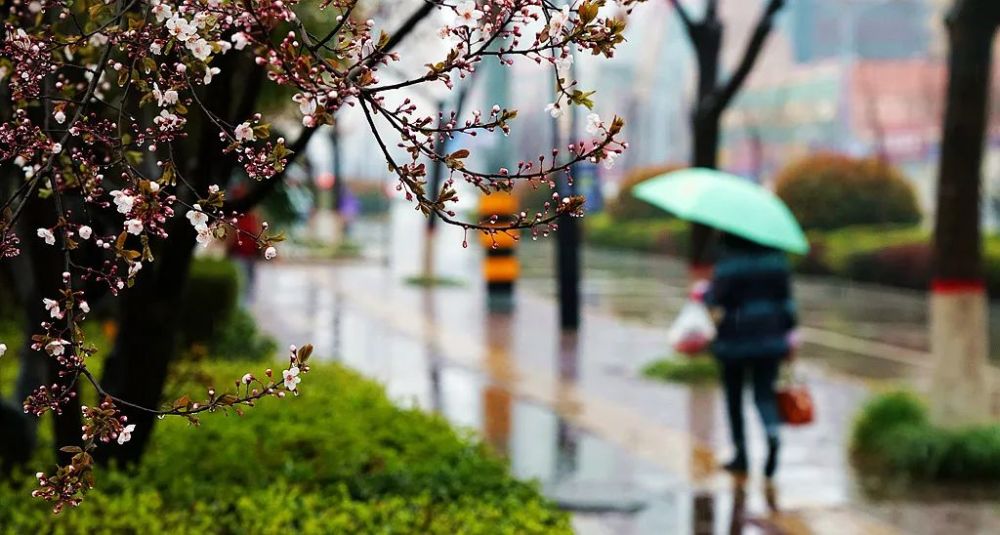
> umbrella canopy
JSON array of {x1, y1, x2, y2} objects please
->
[{"x1": 632, "y1": 168, "x2": 810, "y2": 254}]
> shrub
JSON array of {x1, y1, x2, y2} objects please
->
[
  {"x1": 844, "y1": 242, "x2": 932, "y2": 291},
  {"x1": 850, "y1": 390, "x2": 1000, "y2": 482},
  {"x1": 605, "y1": 163, "x2": 684, "y2": 221},
  {"x1": 177, "y1": 258, "x2": 241, "y2": 346},
  {"x1": 642, "y1": 355, "x2": 719, "y2": 385},
  {"x1": 585, "y1": 213, "x2": 689, "y2": 255},
  {"x1": 775, "y1": 153, "x2": 922, "y2": 231},
  {"x1": 0, "y1": 361, "x2": 571, "y2": 534},
  {"x1": 203, "y1": 308, "x2": 278, "y2": 361}
]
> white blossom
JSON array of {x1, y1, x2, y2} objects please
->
[
  {"x1": 603, "y1": 150, "x2": 618, "y2": 170},
  {"x1": 0, "y1": 343, "x2": 7, "y2": 358},
  {"x1": 79, "y1": 301, "x2": 90, "y2": 314},
  {"x1": 78, "y1": 225, "x2": 92, "y2": 240},
  {"x1": 54, "y1": 110, "x2": 66, "y2": 124},
  {"x1": 234, "y1": 122, "x2": 255, "y2": 143},
  {"x1": 186, "y1": 38, "x2": 212, "y2": 61},
  {"x1": 187, "y1": 205, "x2": 209, "y2": 228},
  {"x1": 454, "y1": 1, "x2": 483, "y2": 27},
  {"x1": 110, "y1": 190, "x2": 135, "y2": 214},
  {"x1": 117, "y1": 424, "x2": 136, "y2": 445},
  {"x1": 43, "y1": 298, "x2": 62, "y2": 319},
  {"x1": 89, "y1": 32, "x2": 109, "y2": 47},
  {"x1": 196, "y1": 226, "x2": 213, "y2": 247},
  {"x1": 292, "y1": 93, "x2": 317, "y2": 116},
  {"x1": 545, "y1": 102, "x2": 563, "y2": 119},
  {"x1": 585, "y1": 113, "x2": 603, "y2": 136},
  {"x1": 264, "y1": 246, "x2": 277, "y2": 260},
  {"x1": 282, "y1": 366, "x2": 301, "y2": 391},
  {"x1": 152, "y1": 83, "x2": 178, "y2": 107},
  {"x1": 203, "y1": 66, "x2": 221, "y2": 85},
  {"x1": 231, "y1": 32, "x2": 250, "y2": 50},
  {"x1": 151, "y1": 2, "x2": 173, "y2": 23},
  {"x1": 125, "y1": 219, "x2": 144, "y2": 235},
  {"x1": 37, "y1": 228, "x2": 55, "y2": 245},
  {"x1": 45, "y1": 340, "x2": 67, "y2": 357},
  {"x1": 166, "y1": 16, "x2": 196, "y2": 42},
  {"x1": 129, "y1": 261, "x2": 143, "y2": 278},
  {"x1": 548, "y1": 6, "x2": 572, "y2": 38}
]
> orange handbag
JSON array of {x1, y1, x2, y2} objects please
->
[{"x1": 777, "y1": 366, "x2": 814, "y2": 426}]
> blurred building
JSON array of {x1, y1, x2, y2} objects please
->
[{"x1": 719, "y1": 0, "x2": 1000, "y2": 219}]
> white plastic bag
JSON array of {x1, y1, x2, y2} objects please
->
[{"x1": 667, "y1": 299, "x2": 717, "y2": 356}]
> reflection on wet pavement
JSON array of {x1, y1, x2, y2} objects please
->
[{"x1": 251, "y1": 209, "x2": 1000, "y2": 534}]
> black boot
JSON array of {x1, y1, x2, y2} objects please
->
[
  {"x1": 723, "y1": 450, "x2": 748, "y2": 474},
  {"x1": 764, "y1": 436, "x2": 780, "y2": 478}
]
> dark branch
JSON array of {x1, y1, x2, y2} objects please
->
[
  {"x1": 711, "y1": 0, "x2": 784, "y2": 114},
  {"x1": 668, "y1": 0, "x2": 695, "y2": 31}
]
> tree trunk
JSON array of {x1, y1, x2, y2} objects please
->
[
  {"x1": 929, "y1": 2, "x2": 998, "y2": 427},
  {"x1": 93, "y1": 220, "x2": 199, "y2": 464},
  {"x1": 687, "y1": 21, "x2": 722, "y2": 276}
]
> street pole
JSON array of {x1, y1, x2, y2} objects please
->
[{"x1": 554, "y1": 49, "x2": 581, "y2": 331}]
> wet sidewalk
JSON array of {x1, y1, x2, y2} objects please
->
[
  {"x1": 250, "y1": 258, "x2": 969, "y2": 534},
  {"x1": 251, "y1": 209, "x2": 999, "y2": 533}
]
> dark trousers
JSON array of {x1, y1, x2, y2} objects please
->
[{"x1": 719, "y1": 357, "x2": 781, "y2": 455}]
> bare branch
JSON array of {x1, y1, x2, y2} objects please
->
[
  {"x1": 712, "y1": 0, "x2": 784, "y2": 113},
  {"x1": 668, "y1": 0, "x2": 695, "y2": 30}
]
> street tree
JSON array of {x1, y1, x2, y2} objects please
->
[
  {"x1": 0, "y1": 0, "x2": 640, "y2": 512},
  {"x1": 668, "y1": 0, "x2": 784, "y2": 271},
  {"x1": 929, "y1": 0, "x2": 1000, "y2": 427}
]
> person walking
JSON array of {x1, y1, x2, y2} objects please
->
[{"x1": 704, "y1": 233, "x2": 797, "y2": 478}]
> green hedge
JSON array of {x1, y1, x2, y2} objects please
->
[
  {"x1": 641, "y1": 355, "x2": 719, "y2": 385},
  {"x1": 0, "y1": 361, "x2": 570, "y2": 534},
  {"x1": 586, "y1": 213, "x2": 690, "y2": 255},
  {"x1": 850, "y1": 391, "x2": 1000, "y2": 482}
]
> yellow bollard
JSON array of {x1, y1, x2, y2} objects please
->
[{"x1": 479, "y1": 192, "x2": 519, "y2": 310}]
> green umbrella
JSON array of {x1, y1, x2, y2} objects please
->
[{"x1": 631, "y1": 168, "x2": 809, "y2": 254}]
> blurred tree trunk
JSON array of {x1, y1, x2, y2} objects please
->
[
  {"x1": 929, "y1": 0, "x2": 999, "y2": 427},
  {"x1": 670, "y1": 0, "x2": 785, "y2": 274}
]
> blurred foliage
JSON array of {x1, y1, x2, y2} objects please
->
[
  {"x1": 586, "y1": 213, "x2": 689, "y2": 255},
  {"x1": 605, "y1": 163, "x2": 686, "y2": 221},
  {"x1": 642, "y1": 355, "x2": 719, "y2": 385},
  {"x1": 514, "y1": 180, "x2": 557, "y2": 215},
  {"x1": 178, "y1": 258, "x2": 241, "y2": 346},
  {"x1": 587, "y1": 218, "x2": 1000, "y2": 296},
  {"x1": 405, "y1": 275, "x2": 465, "y2": 288},
  {"x1": 774, "y1": 152, "x2": 922, "y2": 231},
  {"x1": 189, "y1": 308, "x2": 278, "y2": 362},
  {"x1": 0, "y1": 361, "x2": 570, "y2": 534},
  {"x1": 850, "y1": 391, "x2": 1000, "y2": 483}
]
